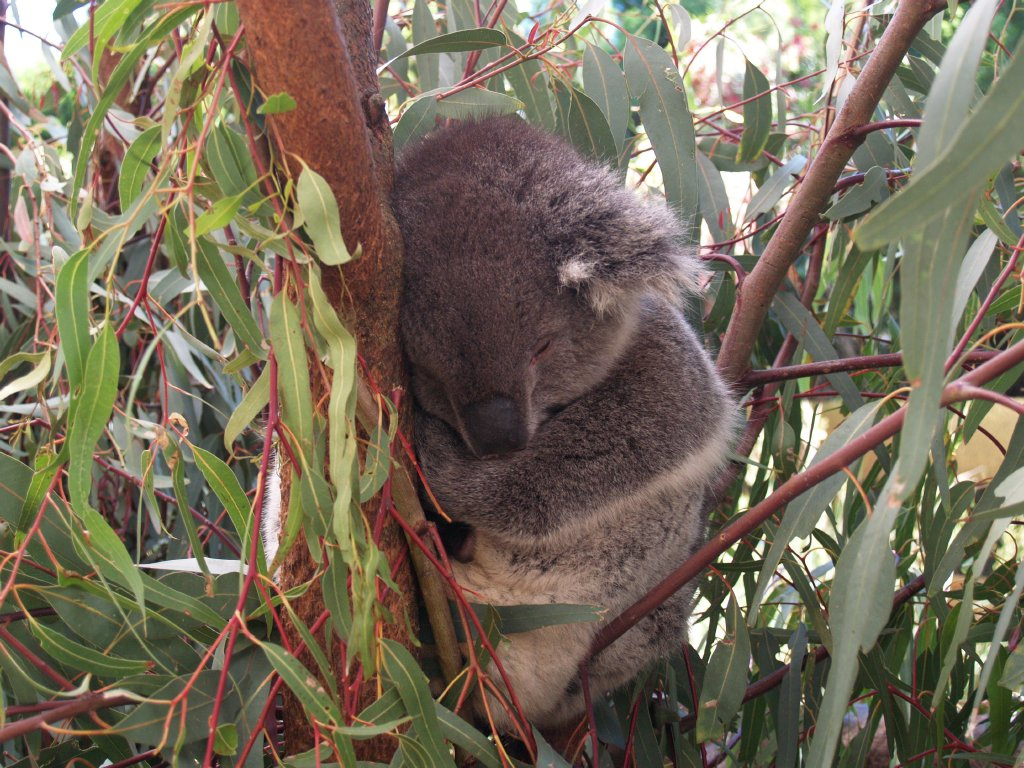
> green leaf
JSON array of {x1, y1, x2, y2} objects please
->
[
  {"x1": 139, "y1": 571, "x2": 226, "y2": 628},
  {"x1": 76, "y1": 502, "x2": 147, "y2": 615},
  {"x1": 68, "y1": 325, "x2": 120, "y2": 512},
  {"x1": 381, "y1": 639, "x2": 456, "y2": 767},
  {"x1": 623, "y1": 35, "x2": 699, "y2": 240},
  {"x1": 296, "y1": 164, "x2": 352, "y2": 266},
  {"x1": 269, "y1": 294, "x2": 314, "y2": 462},
  {"x1": 773, "y1": 291, "x2": 863, "y2": 412},
  {"x1": 62, "y1": 0, "x2": 148, "y2": 62},
  {"x1": 931, "y1": 582, "x2": 974, "y2": 708},
  {"x1": 32, "y1": 621, "x2": 150, "y2": 679},
  {"x1": 191, "y1": 444, "x2": 255, "y2": 563},
  {"x1": 696, "y1": 595, "x2": 750, "y2": 741},
  {"x1": 194, "y1": 235, "x2": 266, "y2": 358},
  {"x1": 117, "y1": 671, "x2": 221, "y2": 748},
  {"x1": 750, "y1": 401, "x2": 882, "y2": 615},
  {"x1": 393, "y1": 96, "x2": 439, "y2": 152},
  {"x1": 823, "y1": 165, "x2": 889, "y2": 220},
  {"x1": 695, "y1": 150, "x2": 732, "y2": 243},
  {"x1": 435, "y1": 88, "x2": 524, "y2": 119},
  {"x1": 195, "y1": 193, "x2": 245, "y2": 237},
  {"x1": 582, "y1": 43, "x2": 629, "y2": 154},
  {"x1": 698, "y1": 137, "x2": 770, "y2": 172},
  {"x1": 380, "y1": 27, "x2": 507, "y2": 70},
  {"x1": 952, "y1": 228, "x2": 998, "y2": 327},
  {"x1": 213, "y1": 723, "x2": 238, "y2": 755},
  {"x1": 55, "y1": 249, "x2": 91, "y2": 392},
  {"x1": 534, "y1": 727, "x2": 573, "y2": 767},
  {"x1": 411, "y1": 0, "x2": 440, "y2": 93},
  {"x1": 0, "y1": 351, "x2": 51, "y2": 401},
  {"x1": 206, "y1": 124, "x2": 260, "y2": 201},
  {"x1": 359, "y1": 423, "x2": 393, "y2": 503},
  {"x1": 776, "y1": 624, "x2": 807, "y2": 768},
  {"x1": 118, "y1": 126, "x2": 162, "y2": 208},
  {"x1": 0, "y1": 452, "x2": 33, "y2": 527},
  {"x1": 435, "y1": 704, "x2": 502, "y2": 768},
  {"x1": 971, "y1": 510, "x2": 1024, "y2": 711},
  {"x1": 223, "y1": 365, "x2": 270, "y2": 450},
  {"x1": 915, "y1": 0, "x2": 999, "y2": 166},
  {"x1": 466, "y1": 602, "x2": 603, "y2": 635},
  {"x1": 261, "y1": 640, "x2": 343, "y2": 725},
  {"x1": 171, "y1": 450, "x2": 209, "y2": 577},
  {"x1": 17, "y1": 459, "x2": 61, "y2": 534},
  {"x1": 70, "y1": 8, "x2": 195, "y2": 218},
  {"x1": 505, "y1": 33, "x2": 555, "y2": 131},
  {"x1": 308, "y1": 267, "x2": 360, "y2": 563},
  {"x1": 856, "y1": 33, "x2": 1024, "y2": 247},
  {"x1": 806, "y1": 488, "x2": 898, "y2": 767},
  {"x1": 737, "y1": 59, "x2": 772, "y2": 163},
  {"x1": 745, "y1": 154, "x2": 806, "y2": 221},
  {"x1": 551, "y1": 79, "x2": 618, "y2": 166},
  {"x1": 900, "y1": 203, "x2": 978, "y2": 484},
  {"x1": 257, "y1": 92, "x2": 297, "y2": 115},
  {"x1": 1000, "y1": 633, "x2": 1024, "y2": 691}
]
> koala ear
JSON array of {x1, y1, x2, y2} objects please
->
[{"x1": 555, "y1": 199, "x2": 707, "y2": 314}]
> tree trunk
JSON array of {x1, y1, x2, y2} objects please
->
[{"x1": 234, "y1": 0, "x2": 414, "y2": 759}]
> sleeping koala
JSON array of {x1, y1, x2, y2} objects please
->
[{"x1": 394, "y1": 116, "x2": 735, "y2": 731}]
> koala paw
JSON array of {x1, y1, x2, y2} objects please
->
[{"x1": 415, "y1": 413, "x2": 478, "y2": 511}]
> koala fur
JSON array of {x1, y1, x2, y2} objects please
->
[{"x1": 394, "y1": 116, "x2": 736, "y2": 730}]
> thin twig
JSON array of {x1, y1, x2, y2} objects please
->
[
  {"x1": 0, "y1": 693, "x2": 135, "y2": 744},
  {"x1": 742, "y1": 350, "x2": 1000, "y2": 388}
]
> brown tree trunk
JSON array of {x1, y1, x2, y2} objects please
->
[{"x1": 234, "y1": 0, "x2": 414, "y2": 759}]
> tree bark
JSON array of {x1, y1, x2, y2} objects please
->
[{"x1": 234, "y1": 0, "x2": 413, "y2": 758}]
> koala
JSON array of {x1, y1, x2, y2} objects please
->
[{"x1": 394, "y1": 116, "x2": 736, "y2": 731}]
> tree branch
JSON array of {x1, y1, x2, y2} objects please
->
[
  {"x1": 233, "y1": 2, "x2": 437, "y2": 758},
  {"x1": 741, "y1": 350, "x2": 999, "y2": 388},
  {"x1": 0, "y1": 693, "x2": 135, "y2": 744},
  {"x1": 586, "y1": 338, "x2": 1024, "y2": 662},
  {"x1": 716, "y1": 0, "x2": 944, "y2": 384}
]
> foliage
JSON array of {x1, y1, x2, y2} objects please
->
[{"x1": 0, "y1": 0, "x2": 1022, "y2": 766}]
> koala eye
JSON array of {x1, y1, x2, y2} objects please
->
[{"x1": 530, "y1": 337, "x2": 556, "y2": 366}]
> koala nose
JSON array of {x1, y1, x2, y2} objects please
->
[{"x1": 462, "y1": 397, "x2": 529, "y2": 458}]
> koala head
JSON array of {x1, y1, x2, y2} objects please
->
[{"x1": 394, "y1": 116, "x2": 705, "y2": 459}]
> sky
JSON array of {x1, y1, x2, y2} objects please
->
[{"x1": 4, "y1": 1, "x2": 63, "y2": 74}]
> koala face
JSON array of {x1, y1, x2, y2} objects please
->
[
  {"x1": 395, "y1": 117, "x2": 704, "y2": 459},
  {"x1": 401, "y1": 237, "x2": 641, "y2": 458}
]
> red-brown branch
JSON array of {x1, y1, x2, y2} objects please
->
[
  {"x1": 741, "y1": 350, "x2": 1000, "y2": 388},
  {"x1": 716, "y1": 0, "x2": 947, "y2": 383},
  {"x1": 586, "y1": 338, "x2": 1024, "y2": 664},
  {"x1": 0, "y1": 692, "x2": 135, "y2": 744}
]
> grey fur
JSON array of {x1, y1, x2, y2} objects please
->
[{"x1": 394, "y1": 116, "x2": 736, "y2": 730}]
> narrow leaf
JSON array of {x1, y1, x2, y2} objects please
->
[
  {"x1": 623, "y1": 35, "x2": 698, "y2": 239},
  {"x1": 296, "y1": 164, "x2": 351, "y2": 266},
  {"x1": 435, "y1": 88, "x2": 523, "y2": 119},
  {"x1": 737, "y1": 59, "x2": 772, "y2": 163},
  {"x1": 119, "y1": 125, "x2": 162, "y2": 208},
  {"x1": 582, "y1": 43, "x2": 629, "y2": 153},
  {"x1": 68, "y1": 325, "x2": 119, "y2": 512},
  {"x1": 551, "y1": 79, "x2": 617, "y2": 166},
  {"x1": 194, "y1": 236, "x2": 266, "y2": 358},
  {"x1": 381, "y1": 28, "x2": 507, "y2": 70},
  {"x1": 55, "y1": 248, "x2": 91, "y2": 391}
]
